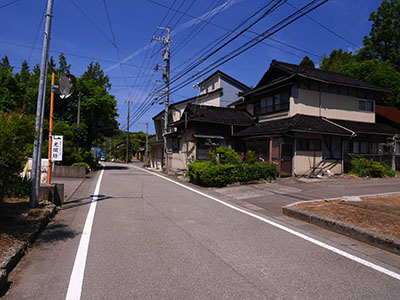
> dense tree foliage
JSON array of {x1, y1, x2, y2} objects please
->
[
  {"x1": 0, "y1": 113, "x2": 34, "y2": 201},
  {"x1": 320, "y1": 0, "x2": 400, "y2": 107},
  {"x1": 358, "y1": 0, "x2": 400, "y2": 71},
  {"x1": 299, "y1": 56, "x2": 315, "y2": 68},
  {"x1": 0, "y1": 53, "x2": 119, "y2": 173}
]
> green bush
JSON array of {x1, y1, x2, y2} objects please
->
[
  {"x1": 6, "y1": 176, "x2": 31, "y2": 198},
  {"x1": 0, "y1": 113, "x2": 34, "y2": 201},
  {"x1": 207, "y1": 147, "x2": 241, "y2": 165},
  {"x1": 187, "y1": 161, "x2": 277, "y2": 187},
  {"x1": 72, "y1": 162, "x2": 90, "y2": 173},
  {"x1": 246, "y1": 150, "x2": 256, "y2": 164},
  {"x1": 350, "y1": 157, "x2": 395, "y2": 178}
]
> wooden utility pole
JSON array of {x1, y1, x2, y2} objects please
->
[
  {"x1": 126, "y1": 100, "x2": 131, "y2": 163},
  {"x1": 77, "y1": 92, "x2": 81, "y2": 124},
  {"x1": 153, "y1": 26, "x2": 170, "y2": 168},
  {"x1": 145, "y1": 122, "x2": 149, "y2": 163}
]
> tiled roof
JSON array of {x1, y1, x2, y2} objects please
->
[
  {"x1": 152, "y1": 88, "x2": 223, "y2": 120},
  {"x1": 234, "y1": 114, "x2": 399, "y2": 137},
  {"x1": 255, "y1": 60, "x2": 389, "y2": 92},
  {"x1": 331, "y1": 118, "x2": 399, "y2": 135},
  {"x1": 184, "y1": 104, "x2": 254, "y2": 126},
  {"x1": 376, "y1": 105, "x2": 400, "y2": 125}
]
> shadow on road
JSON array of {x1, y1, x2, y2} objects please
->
[
  {"x1": 61, "y1": 194, "x2": 113, "y2": 210},
  {"x1": 103, "y1": 165, "x2": 129, "y2": 170}
]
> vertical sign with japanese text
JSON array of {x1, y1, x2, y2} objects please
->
[{"x1": 51, "y1": 135, "x2": 63, "y2": 161}]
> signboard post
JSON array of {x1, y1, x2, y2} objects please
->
[{"x1": 51, "y1": 135, "x2": 63, "y2": 162}]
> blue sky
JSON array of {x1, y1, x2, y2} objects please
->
[{"x1": 1, "y1": 0, "x2": 382, "y2": 134}]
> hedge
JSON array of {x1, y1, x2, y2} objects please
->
[
  {"x1": 187, "y1": 161, "x2": 277, "y2": 187},
  {"x1": 350, "y1": 157, "x2": 395, "y2": 178}
]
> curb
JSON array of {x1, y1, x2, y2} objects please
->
[
  {"x1": 65, "y1": 177, "x2": 86, "y2": 201},
  {"x1": 0, "y1": 203, "x2": 57, "y2": 293},
  {"x1": 282, "y1": 203, "x2": 400, "y2": 256}
]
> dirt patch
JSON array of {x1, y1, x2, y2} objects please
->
[
  {"x1": 0, "y1": 198, "x2": 53, "y2": 267},
  {"x1": 294, "y1": 195, "x2": 400, "y2": 239}
]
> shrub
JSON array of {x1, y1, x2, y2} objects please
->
[
  {"x1": 187, "y1": 161, "x2": 277, "y2": 187},
  {"x1": 246, "y1": 150, "x2": 256, "y2": 164},
  {"x1": 350, "y1": 157, "x2": 395, "y2": 178},
  {"x1": 72, "y1": 162, "x2": 90, "y2": 173},
  {"x1": 0, "y1": 113, "x2": 34, "y2": 201},
  {"x1": 216, "y1": 147, "x2": 241, "y2": 165},
  {"x1": 6, "y1": 176, "x2": 31, "y2": 198}
]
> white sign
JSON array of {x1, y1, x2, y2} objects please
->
[{"x1": 51, "y1": 135, "x2": 63, "y2": 161}]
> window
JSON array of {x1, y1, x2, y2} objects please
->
[
  {"x1": 360, "y1": 141, "x2": 368, "y2": 154},
  {"x1": 353, "y1": 141, "x2": 360, "y2": 154},
  {"x1": 256, "y1": 88, "x2": 290, "y2": 116},
  {"x1": 296, "y1": 139, "x2": 321, "y2": 151},
  {"x1": 359, "y1": 99, "x2": 374, "y2": 112},
  {"x1": 211, "y1": 81, "x2": 215, "y2": 90},
  {"x1": 396, "y1": 141, "x2": 400, "y2": 155},
  {"x1": 343, "y1": 140, "x2": 350, "y2": 154},
  {"x1": 172, "y1": 137, "x2": 180, "y2": 152},
  {"x1": 370, "y1": 142, "x2": 378, "y2": 154}
]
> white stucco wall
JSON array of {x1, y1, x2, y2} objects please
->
[{"x1": 219, "y1": 77, "x2": 245, "y2": 107}]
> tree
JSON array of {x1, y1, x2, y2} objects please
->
[
  {"x1": 0, "y1": 56, "x2": 11, "y2": 71},
  {"x1": 358, "y1": 0, "x2": 400, "y2": 71},
  {"x1": 81, "y1": 62, "x2": 111, "y2": 90},
  {"x1": 47, "y1": 56, "x2": 56, "y2": 75},
  {"x1": 299, "y1": 56, "x2": 315, "y2": 68},
  {"x1": 0, "y1": 113, "x2": 34, "y2": 201},
  {"x1": 343, "y1": 59, "x2": 400, "y2": 106},
  {"x1": 58, "y1": 53, "x2": 71, "y2": 75},
  {"x1": 320, "y1": 49, "x2": 355, "y2": 73}
]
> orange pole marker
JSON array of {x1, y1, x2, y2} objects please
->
[{"x1": 47, "y1": 73, "x2": 55, "y2": 184}]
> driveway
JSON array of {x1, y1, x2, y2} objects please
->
[{"x1": 209, "y1": 176, "x2": 400, "y2": 215}]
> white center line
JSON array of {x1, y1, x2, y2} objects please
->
[
  {"x1": 135, "y1": 166, "x2": 400, "y2": 281},
  {"x1": 65, "y1": 166, "x2": 105, "y2": 300}
]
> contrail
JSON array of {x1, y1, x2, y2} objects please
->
[{"x1": 105, "y1": 0, "x2": 242, "y2": 72}]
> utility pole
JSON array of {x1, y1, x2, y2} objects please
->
[
  {"x1": 30, "y1": 0, "x2": 54, "y2": 208},
  {"x1": 126, "y1": 100, "x2": 131, "y2": 163},
  {"x1": 77, "y1": 92, "x2": 81, "y2": 124},
  {"x1": 153, "y1": 26, "x2": 171, "y2": 168},
  {"x1": 145, "y1": 122, "x2": 149, "y2": 164}
]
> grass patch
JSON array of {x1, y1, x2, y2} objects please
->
[{"x1": 294, "y1": 195, "x2": 400, "y2": 239}]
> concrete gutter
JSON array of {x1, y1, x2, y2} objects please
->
[
  {"x1": 282, "y1": 192, "x2": 400, "y2": 256},
  {"x1": 0, "y1": 203, "x2": 57, "y2": 293}
]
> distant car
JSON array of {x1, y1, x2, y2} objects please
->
[
  {"x1": 100, "y1": 157, "x2": 105, "y2": 161},
  {"x1": 111, "y1": 158, "x2": 115, "y2": 162}
]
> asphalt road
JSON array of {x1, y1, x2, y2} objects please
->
[{"x1": 3, "y1": 163, "x2": 400, "y2": 299}]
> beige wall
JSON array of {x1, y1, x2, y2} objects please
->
[
  {"x1": 150, "y1": 145, "x2": 163, "y2": 169},
  {"x1": 200, "y1": 76, "x2": 221, "y2": 94},
  {"x1": 289, "y1": 88, "x2": 375, "y2": 123},
  {"x1": 293, "y1": 132, "x2": 342, "y2": 175}
]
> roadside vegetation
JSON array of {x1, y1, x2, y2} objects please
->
[
  {"x1": 0, "y1": 54, "x2": 119, "y2": 199},
  {"x1": 187, "y1": 147, "x2": 277, "y2": 187},
  {"x1": 350, "y1": 156, "x2": 396, "y2": 178}
]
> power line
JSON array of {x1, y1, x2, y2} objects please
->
[
  {"x1": 0, "y1": 0, "x2": 22, "y2": 9},
  {"x1": 169, "y1": 0, "x2": 328, "y2": 96},
  {"x1": 102, "y1": 0, "x2": 131, "y2": 100},
  {"x1": 127, "y1": 0, "x2": 284, "y2": 127},
  {"x1": 286, "y1": 1, "x2": 362, "y2": 49},
  {"x1": 129, "y1": 0, "x2": 328, "y2": 125},
  {"x1": 28, "y1": 1, "x2": 46, "y2": 63},
  {"x1": 150, "y1": 0, "x2": 322, "y2": 62}
]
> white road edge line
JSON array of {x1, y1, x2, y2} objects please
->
[
  {"x1": 136, "y1": 166, "x2": 400, "y2": 281},
  {"x1": 65, "y1": 166, "x2": 105, "y2": 300}
]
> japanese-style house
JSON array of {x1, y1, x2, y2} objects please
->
[
  {"x1": 232, "y1": 60, "x2": 400, "y2": 176},
  {"x1": 150, "y1": 70, "x2": 249, "y2": 170}
]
